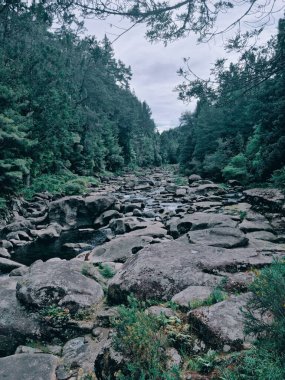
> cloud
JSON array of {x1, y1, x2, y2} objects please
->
[{"x1": 84, "y1": 7, "x2": 282, "y2": 132}]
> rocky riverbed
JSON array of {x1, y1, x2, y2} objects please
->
[{"x1": 1, "y1": 168, "x2": 285, "y2": 379}]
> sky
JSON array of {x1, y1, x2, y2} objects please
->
[{"x1": 84, "y1": 3, "x2": 284, "y2": 132}]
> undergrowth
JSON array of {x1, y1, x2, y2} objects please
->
[
  {"x1": 112, "y1": 296, "x2": 181, "y2": 380},
  {"x1": 20, "y1": 172, "x2": 99, "y2": 199}
]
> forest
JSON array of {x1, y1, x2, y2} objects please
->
[
  {"x1": 1, "y1": 1, "x2": 285, "y2": 201},
  {"x1": 0, "y1": 1, "x2": 161, "y2": 198},
  {"x1": 161, "y1": 18, "x2": 285, "y2": 188}
]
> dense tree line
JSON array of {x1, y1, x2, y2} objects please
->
[
  {"x1": 161, "y1": 19, "x2": 285, "y2": 187},
  {"x1": 0, "y1": 1, "x2": 161, "y2": 195}
]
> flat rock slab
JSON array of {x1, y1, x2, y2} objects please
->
[
  {"x1": 243, "y1": 188, "x2": 284, "y2": 211},
  {"x1": 188, "y1": 293, "x2": 252, "y2": 351},
  {"x1": 108, "y1": 241, "x2": 222, "y2": 303},
  {"x1": 168, "y1": 212, "x2": 237, "y2": 238},
  {"x1": 187, "y1": 227, "x2": 248, "y2": 248},
  {"x1": 172, "y1": 286, "x2": 213, "y2": 308},
  {"x1": 239, "y1": 219, "x2": 273, "y2": 233},
  {"x1": 0, "y1": 257, "x2": 26, "y2": 274},
  {"x1": 87, "y1": 235, "x2": 153, "y2": 263},
  {"x1": 16, "y1": 259, "x2": 104, "y2": 314},
  {"x1": 0, "y1": 353, "x2": 59, "y2": 380},
  {"x1": 108, "y1": 239, "x2": 283, "y2": 303}
]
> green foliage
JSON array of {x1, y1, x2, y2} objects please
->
[
  {"x1": 113, "y1": 296, "x2": 181, "y2": 380},
  {"x1": 222, "y1": 261, "x2": 285, "y2": 379},
  {"x1": 98, "y1": 263, "x2": 115, "y2": 278},
  {"x1": 21, "y1": 173, "x2": 99, "y2": 199},
  {"x1": 170, "y1": 21, "x2": 285, "y2": 188},
  {"x1": 189, "y1": 287, "x2": 227, "y2": 310},
  {"x1": 188, "y1": 350, "x2": 218, "y2": 374},
  {"x1": 221, "y1": 348, "x2": 285, "y2": 380},
  {"x1": 222, "y1": 154, "x2": 250, "y2": 183},
  {"x1": 270, "y1": 167, "x2": 285, "y2": 189},
  {"x1": 174, "y1": 176, "x2": 188, "y2": 186},
  {"x1": 39, "y1": 305, "x2": 70, "y2": 327},
  {"x1": 0, "y1": 4, "x2": 160, "y2": 196}
]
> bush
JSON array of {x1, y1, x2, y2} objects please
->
[
  {"x1": 98, "y1": 263, "x2": 115, "y2": 278},
  {"x1": 112, "y1": 296, "x2": 181, "y2": 380},
  {"x1": 222, "y1": 154, "x2": 250, "y2": 183},
  {"x1": 221, "y1": 261, "x2": 285, "y2": 379},
  {"x1": 270, "y1": 167, "x2": 285, "y2": 189},
  {"x1": 21, "y1": 173, "x2": 99, "y2": 199}
]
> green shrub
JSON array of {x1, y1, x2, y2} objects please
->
[
  {"x1": 189, "y1": 287, "x2": 227, "y2": 309},
  {"x1": 270, "y1": 167, "x2": 285, "y2": 189},
  {"x1": 188, "y1": 349, "x2": 218, "y2": 374},
  {"x1": 221, "y1": 261, "x2": 285, "y2": 379},
  {"x1": 98, "y1": 263, "x2": 115, "y2": 278},
  {"x1": 222, "y1": 154, "x2": 250, "y2": 183},
  {"x1": 21, "y1": 173, "x2": 99, "y2": 199},
  {"x1": 112, "y1": 296, "x2": 181, "y2": 380}
]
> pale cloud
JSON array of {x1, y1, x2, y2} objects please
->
[{"x1": 84, "y1": 5, "x2": 283, "y2": 132}]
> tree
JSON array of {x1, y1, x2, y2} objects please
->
[{"x1": 52, "y1": 0, "x2": 284, "y2": 46}]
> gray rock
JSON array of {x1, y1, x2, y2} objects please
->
[
  {"x1": 0, "y1": 247, "x2": 11, "y2": 259},
  {"x1": 0, "y1": 239, "x2": 13, "y2": 249},
  {"x1": 15, "y1": 345, "x2": 43, "y2": 354},
  {"x1": 188, "y1": 293, "x2": 252, "y2": 351},
  {"x1": 243, "y1": 188, "x2": 284, "y2": 211},
  {"x1": 0, "y1": 257, "x2": 26, "y2": 274},
  {"x1": 0, "y1": 353, "x2": 59, "y2": 380},
  {"x1": 1, "y1": 220, "x2": 33, "y2": 235},
  {"x1": 239, "y1": 219, "x2": 274, "y2": 233},
  {"x1": 171, "y1": 286, "x2": 213, "y2": 309},
  {"x1": 168, "y1": 212, "x2": 236, "y2": 238},
  {"x1": 108, "y1": 241, "x2": 221, "y2": 302},
  {"x1": 61, "y1": 333, "x2": 109, "y2": 375},
  {"x1": 49, "y1": 195, "x2": 115, "y2": 229},
  {"x1": 108, "y1": 240, "x2": 282, "y2": 303},
  {"x1": 9, "y1": 265, "x2": 29, "y2": 277},
  {"x1": 123, "y1": 203, "x2": 144, "y2": 213},
  {"x1": 166, "y1": 347, "x2": 182, "y2": 369},
  {"x1": 145, "y1": 306, "x2": 176, "y2": 318},
  {"x1": 31, "y1": 223, "x2": 62, "y2": 240},
  {"x1": 49, "y1": 196, "x2": 89, "y2": 229},
  {"x1": 246, "y1": 230, "x2": 277, "y2": 242},
  {"x1": 187, "y1": 227, "x2": 248, "y2": 248},
  {"x1": 87, "y1": 234, "x2": 153, "y2": 263},
  {"x1": 175, "y1": 187, "x2": 187, "y2": 196},
  {"x1": 0, "y1": 277, "x2": 41, "y2": 356},
  {"x1": 16, "y1": 259, "x2": 104, "y2": 314},
  {"x1": 94, "y1": 210, "x2": 123, "y2": 228},
  {"x1": 188, "y1": 174, "x2": 202, "y2": 183},
  {"x1": 189, "y1": 184, "x2": 225, "y2": 196}
]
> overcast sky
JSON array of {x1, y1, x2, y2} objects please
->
[{"x1": 84, "y1": 5, "x2": 283, "y2": 132}]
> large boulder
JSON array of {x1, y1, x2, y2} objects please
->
[
  {"x1": 171, "y1": 286, "x2": 213, "y2": 309},
  {"x1": 243, "y1": 188, "x2": 285, "y2": 212},
  {"x1": 188, "y1": 293, "x2": 252, "y2": 351},
  {"x1": 49, "y1": 195, "x2": 116, "y2": 229},
  {"x1": 108, "y1": 240, "x2": 283, "y2": 303},
  {"x1": 87, "y1": 234, "x2": 153, "y2": 264},
  {"x1": 0, "y1": 353, "x2": 59, "y2": 380},
  {"x1": 168, "y1": 212, "x2": 237, "y2": 238},
  {"x1": 16, "y1": 259, "x2": 104, "y2": 314},
  {"x1": 187, "y1": 227, "x2": 248, "y2": 248},
  {"x1": 0, "y1": 277, "x2": 41, "y2": 356},
  {"x1": 49, "y1": 196, "x2": 89, "y2": 229},
  {"x1": 60, "y1": 332, "x2": 109, "y2": 377},
  {"x1": 0, "y1": 257, "x2": 26, "y2": 274},
  {"x1": 108, "y1": 241, "x2": 222, "y2": 303}
]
